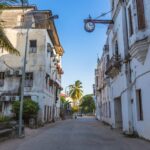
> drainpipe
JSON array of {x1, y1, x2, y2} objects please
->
[{"x1": 122, "y1": 0, "x2": 134, "y2": 134}]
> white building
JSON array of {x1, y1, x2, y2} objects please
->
[
  {"x1": 95, "y1": 0, "x2": 150, "y2": 140},
  {"x1": 95, "y1": 44, "x2": 111, "y2": 124},
  {"x1": 0, "y1": 6, "x2": 64, "y2": 124}
]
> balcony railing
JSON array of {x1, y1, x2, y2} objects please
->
[{"x1": 105, "y1": 54, "x2": 121, "y2": 78}]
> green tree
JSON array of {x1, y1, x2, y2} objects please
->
[
  {"x1": 69, "y1": 80, "x2": 83, "y2": 106},
  {"x1": 60, "y1": 95, "x2": 71, "y2": 119},
  {"x1": 80, "y1": 94, "x2": 95, "y2": 114},
  {"x1": 60, "y1": 96, "x2": 70, "y2": 110},
  {"x1": 71, "y1": 106, "x2": 78, "y2": 113},
  {"x1": 0, "y1": 0, "x2": 28, "y2": 55},
  {"x1": 12, "y1": 99, "x2": 39, "y2": 123}
]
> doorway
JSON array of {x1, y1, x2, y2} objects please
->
[{"x1": 114, "y1": 97, "x2": 123, "y2": 129}]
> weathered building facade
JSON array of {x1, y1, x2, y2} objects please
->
[
  {"x1": 95, "y1": 44, "x2": 111, "y2": 124},
  {"x1": 0, "y1": 6, "x2": 64, "y2": 123},
  {"x1": 95, "y1": 0, "x2": 150, "y2": 140}
]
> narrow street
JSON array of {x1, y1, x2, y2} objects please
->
[{"x1": 0, "y1": 117, "x2": 150, "y2": 150}]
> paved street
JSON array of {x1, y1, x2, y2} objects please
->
[{"x1": 0, "y1": 116, "x2": 150, "y2": 150}]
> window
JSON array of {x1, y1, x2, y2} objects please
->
[
  {"x1": 44, "y1": 105, "x2": 47, "y2": 121},
  {"x1": 49, "y1": 106, "x2": 51, "y2": 120},
  {"x1": 25, "y1": 72, "x2": 33, "y2": 87},
  {"x1": 115, "y1": 41, "x2": 119, "y2": 56},
  {"x1": 47, "y1": 43, "x2": 52, "y2": 53},
  {"x1": 128, "y1": 6, "x2": 134, "y2": 36},
  {"x1": 0, "y1": 47, "x2": 4, "y2": 53},
  {"x1": 112, "y1": 0, "x2": 114, "y2": 10},
  {"x1": 106, "y1": 55, "x2": 110, "y2": 63},
  {"x1": 0, "y1": 72, "x2": 5, "y2": 87},
  {"x1": 136, "y1": 89, "x2": 143, "y2": 121},
  {"x1": 106, "y1": 103, "x2": 108, "y2": 118},
  {"x1": 29, "y1": 40, "x2": 37, "y2": 53},
  {"x1": 0, "y1": 101, "x2": 2, "y2": 113},
  {"x1": 45, "y1": 74, "x2": 50, "y2": 89},
  {"x1": 109, "y1": 101, "x2": 111, "y2": 118},
  {"x1": 17, "y1": 14, "x2": 25, "y2": 27},
  {"x1": 96, "y1": 76, "x2": 98, "y2": 87},
  {"x1": 136, "y1": 0, "x2": 146, "y2": 30},
  {"x1": 20, "y1": 15, "x2": 25, "y2": 23},
  {"x1": 55, "y1": 89, "x2": 59, "y2": 103}
]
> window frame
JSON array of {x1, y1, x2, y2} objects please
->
[
  {"x1": 136, "y1": 0, "x2": 146, "y2": 30},
  {"x1": 29, "y1": 40, "x2": 37, "y2": 53},
  {"x1": 136, "y1": 89, "x2": 144, "y2": 121},
  {"x1": 0, "y1": 72, "x2": 5, "y2": 87},
  {"x1": 128, "y1": 5, "x2": 134, "y2": 36},
  {"x1": 25, "y1": 72, "x2": 33, "y2": 87}
]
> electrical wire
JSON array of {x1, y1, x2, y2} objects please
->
[{"x1": 94, "y1": 10, "x2": 112, "y2": 19}]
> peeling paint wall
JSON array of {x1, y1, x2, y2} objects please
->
[{"x1": 0, "y1": 7, "x2": 63, "y2": 123}]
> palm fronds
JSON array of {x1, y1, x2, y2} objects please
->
[{"x1": 69, "y1": 80, "x2": 83, "y2": 103}]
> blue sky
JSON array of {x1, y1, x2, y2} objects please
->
[{"x1": 29, "y1": 0, "x2": 110, "y2": 94}]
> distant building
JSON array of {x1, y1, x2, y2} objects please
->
[
  {"x1": 95, "y1": 44, "x2": 111, "y2": 123},
  {"x1": 95, "y1": 0, "x2": 150, "y2": 140},
  {"x1": 0, "y1": 5, "x2": 64, "y2": 123}
]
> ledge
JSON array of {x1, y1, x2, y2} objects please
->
[{"x1": 129, "y1": 37, "x2": 150, "y2": 64}]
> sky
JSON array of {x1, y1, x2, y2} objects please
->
[{"x1": 29, "y1": 0, "x2": 110, "y2": 95}]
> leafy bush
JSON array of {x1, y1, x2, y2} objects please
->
[
  {"x1": 0, "y1": 115, "x2": 11, "y2": 123},
  {"x1": 12, "y1": 99, "x2": 39, "y2": 123}
]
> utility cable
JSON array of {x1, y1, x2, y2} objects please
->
[{"x1": 94, "y1": 10, "x2": 112, "y2": 19}]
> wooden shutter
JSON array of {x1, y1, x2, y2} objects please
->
[
  {"x1": 136, "y1": 0, "x2": 146, "y2": 30},
  {"x1": 136, "y1": 89, "x2": 143, "y2": 121},
  {"x1": 128, "y1": 6, "x2": 133, "y2": 36}
]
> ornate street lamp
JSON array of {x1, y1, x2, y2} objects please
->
[{"x1": 84, "y1": 15, "x2": 113, "y2": 33}]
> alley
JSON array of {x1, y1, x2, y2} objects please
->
[{"x1": 0, "y1": 117, "x2": 150, "y2": 150}]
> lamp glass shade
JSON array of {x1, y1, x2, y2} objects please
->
[{"x1": 84, "y1": 21, "x2": 95, "y2": 32}]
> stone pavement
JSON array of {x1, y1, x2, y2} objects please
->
[{"x1": 0, "y1": 116, "x2": 150, "y2": 150}]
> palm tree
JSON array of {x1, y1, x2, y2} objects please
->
[
  {"x1": 69, "y1": 80, "x2": 83, "y2": 107},
  {"x1": 0, "y1": 0, "x2": 28, "y2": 55}
]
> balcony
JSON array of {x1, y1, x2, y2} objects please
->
[
  {"x1": 104, "y1": 76, "x2": 111, "y2": 87},
  {"x1": 129, "y1": 37, "x2": 149, "y2": 64},
  {"x1": 105, "y1": 54, "x2": 121, "y2": 78},
  {"x1": 56, "y1": 64, "x2": 64, "y2": 75},
  {"x1": 95, "y1": 81, "x2": 104, "y2": 92}
]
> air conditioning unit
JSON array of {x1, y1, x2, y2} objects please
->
[
  {"x1": 14, "y1": 70, "x2": 22, "y2": 76},
  {"x1": 5, "y1": 70, "x2": 13, "y2": 77},
  {"x1": 5, "y1": 96, "x2": 10, "y2": 101},
  {"x1": 1, "y1": 96, "x2": 6, "y2": 101},
  {"x1": 11, "y1": 96, "x2": 16, "y2": 101}
]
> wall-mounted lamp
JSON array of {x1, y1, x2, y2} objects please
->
[{"x1": 84, "y1": 15, "x2": 113, "y2": 33}]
